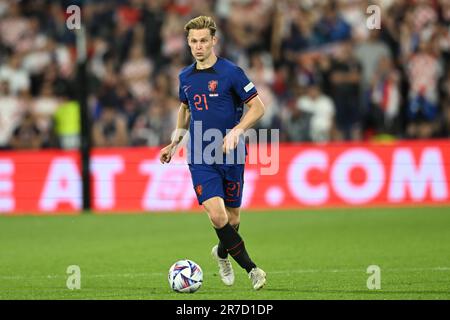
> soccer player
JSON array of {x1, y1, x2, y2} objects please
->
[{"x1": 159, "y1": 16, "x2": 267, "y2": 290}]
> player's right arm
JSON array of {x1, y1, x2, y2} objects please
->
[{"x1": 159, "y1": 102, "x2": 190, "y2": 164}]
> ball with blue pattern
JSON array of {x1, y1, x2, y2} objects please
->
[{"x1": 168, "y1": 259, "x2": 203, "y2": 293}]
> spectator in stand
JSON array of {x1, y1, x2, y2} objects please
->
[
  {"x1": 32, "y1": 81, "x2": 59, "y2": 147},
  {"x1": 121, "y1": 41, "x2": 153, "y2": 102},
  {"x1": 406, "y1": 39, "x2": 443, "y2": 139},
  {"x1": 142, "y1": 0, "x2": 164, "y2": 64},
  {"x1": 279, "y1": 6, "x2": 320, "y2": 65},
  {"x1": 354, "y1": 29, "x2": 392, "y2": 103},
  {"x1": 160, "y1": 11, "x2": 187, "y2": 61},
  {"x1": 0, "y1": 1, "x2": 30, "y2": 52},
  {"x1": 0, "y1": 80, "x2": 23, "y2": 149},
  {"x1": 326, "y1": 41, "x2": 363, "y2": 141},
  {"x1": 297, "y1": 82, "x2": 335, "y2": 142},
  {"x1": 0, "y1": 52, "x2": 30, "y2": 96},
  {"x1": 271, "y1": 63, "x2": 290, "y2": 102},
  {"x1": 313, "y1": 1, "x2": 352, "y2": 45},
  {"x1": 52, "y1": 94, "x2": 81, "y2": 150},
  {"x1": 247, "y1": 51, "x2": 278, "y2": 130},
  {"x1": 92, "y1": 104, "x2": 129, "y2": 148},
  {"x1": 116, "y1": 78, "x2": 142, "y2": 131},
  {"x1": 283, "y1": 97, "x2": 312, "y2": 142},
  {"x1": 365, "y1": 56, "x2": 401, "y2": 137},
  {"x1": 9, "y1": 110, "x2": 44, "y2": 150},
  {"x1": 130, "y1": 103, "x2": 166, "y2": 147}
]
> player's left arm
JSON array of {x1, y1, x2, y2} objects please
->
[{"x1": 223, "y1": 95, "x2": 265, "y2": 154}]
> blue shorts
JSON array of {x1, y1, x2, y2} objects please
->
[{"x1": 188, "y1": 164, "x2": 244, "y2": 208}]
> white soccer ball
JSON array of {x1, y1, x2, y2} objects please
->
[{"x1": 168, "y1": 259, "x2": 203, "y2": 293}]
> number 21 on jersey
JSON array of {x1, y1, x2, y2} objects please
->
[{"x1": 193, "y1": 94, "x2": 209, "y2": 110}]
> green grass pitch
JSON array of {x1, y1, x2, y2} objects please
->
[{"x1": 1, "y1": 207, "x2": 450, "y2": 300}]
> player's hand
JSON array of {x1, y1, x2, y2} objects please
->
[
  {"x1": 160, "y1": 143, "x2": 177, "y2": 164},
  {"x1": 223, "y1": 128, "x2": 244, "y2": 154}
]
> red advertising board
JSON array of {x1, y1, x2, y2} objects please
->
[{"x1": 0, "y1": 140, "x2": 449, "y2": 214}]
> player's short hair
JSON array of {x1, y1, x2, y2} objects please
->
[{"x1": 184, "y1": 16, "x2": 217, "y2": 37}]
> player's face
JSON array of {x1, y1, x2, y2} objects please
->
[{"x1": 187, "y1": 29, "x2": 216, "y2": 62}]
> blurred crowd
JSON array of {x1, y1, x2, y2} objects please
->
[{"x1": 1, "y1": 0, "x2": 450, "y2": 150}]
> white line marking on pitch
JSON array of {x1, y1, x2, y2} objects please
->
[{"x1": 1, "y1": 267, "x2": 449, "y2": 280}]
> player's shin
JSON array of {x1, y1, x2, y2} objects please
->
[
  {"x1": 217, "y1": 223, "x2": 240, "y2": 259},
  {"x1": 214, "y1": 223, "x2": 256, "y2": 272}
]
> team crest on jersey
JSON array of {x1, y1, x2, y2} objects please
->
[{"x1": 208, "y1": 80, "x2": 218, "y2": 92}]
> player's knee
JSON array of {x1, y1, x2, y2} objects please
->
[{"x1": 209, "y1": 211, "x2": 228, "y2": 229}]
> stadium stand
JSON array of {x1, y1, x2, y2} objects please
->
[{"x1": 0, "y1": 0, "x2": 449, "y2": 150}]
